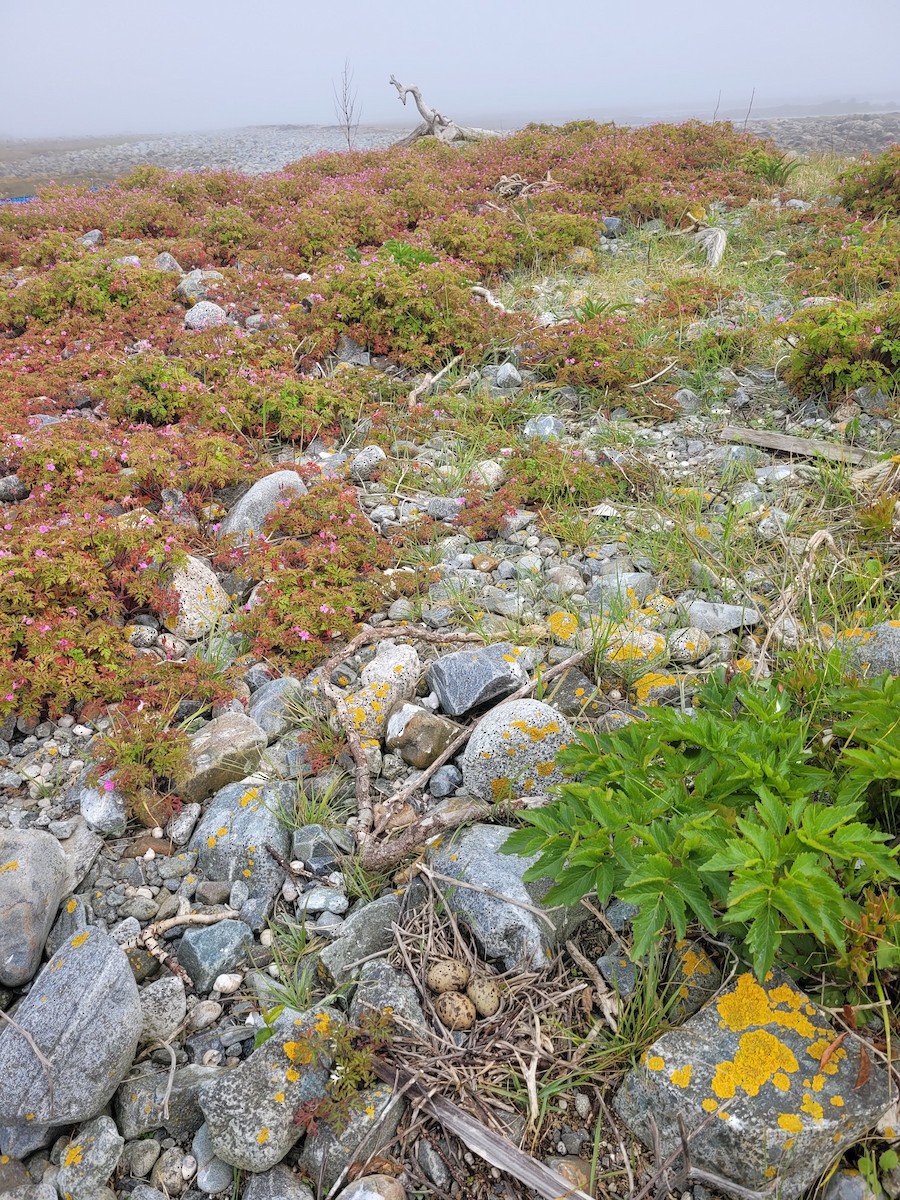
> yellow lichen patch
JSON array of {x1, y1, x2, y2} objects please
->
[
  {"x1": 772, "y1": 1072, "x2": 792, "y2": 1092},
  {"x1": 711, "y1": 1029, "x2": 799, "y2": 1099},
  {"x1": 274, "y1": 1091, "x2": 285, "y2": 1103},
  {"x1": 490, "y1": 778, "x2": 513, "y2": 802},
  {"x1": 285, "y1": 1067, "x2": 300, "y2": 1083},
  {"x1": 702, "y1": 1098, "x2": 718, "y2": 1113},
  {"x1": 66, "y1": 899, "x2": 78, "y2": 914},
  {"x1": 314, "y1": 1012, "x2": 332, "y2": 1035},
  {"x1": 717, "y1": 974, "x2": 817, "y2": 1038},
  {"x1": 810, "y1": 1074, "x2": 826, "y2": 1092},
  {"x1": 547, "y1": 611, "x2": 578, "y2": 641},
  {"x1": 365, "y1": 1104, "x2": 376, "y2": 1118},
  {"x1": 62, "y1": 1145, "x2": 83, "y2": 1168},
  {"x1": 257, "y1": 1128, "x2": 269, "y2": 1144},
  {"x1": 778, "y1": 1114, "x2": 804, "y2": 1133},
  {"x1": 670, "y1": 1065, "x2": 693, "y2": 1088},
  {"x1": 536, "y1": 761, "x2": 556, "y2": 777},
  {"x1": 800, "y1": 1094, "x2": 824, "y2": 1121},
  {"x1": 632, "y1": 672, "x2": 677, "y2": 704},
  {"x1": 646, "y1": 1055, "x2": 665, "y2": 1072},
  {"x1": 283, "y1": 1041, "x2": 314, "y2": 1065},
  {"x1": 675, "y1": 942, "x2": 714, "y2": 979},
  {"x1": 510, "y1": 718, "x2": 561, "y2": 743},
  {"x1": 806, "y1": 1038, "x2": 846, "y2": 1073},
  {"x1": 765, "y1": 1167, "x2": 778, "y2": 1180},
  {"x1": 0, "y1": 860, "x2": 18, "y2": 874},
  {"x1": 207, "y1": 836, "x2": 217, "y2": 848},
  {"x1": 240, "y1": 787, "x2": 260, "y2": 808},
  {"x1": 830, "y1": 1096, "x2": 845, "y2": 1107},
  {"x1": 70, "y1": 931, "x2": 90, "y2": 948}
]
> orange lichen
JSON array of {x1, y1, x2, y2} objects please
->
[
  {"x1": 62, "y1": 1145, "x2": 83, "y2": 1167},
  {"x1": 711, "y1": 1029, "x2": 799, "y2": 1099},
  {"x1": 778, "y1": 1114, "x2": 803, "y2": 1133},
  {"x1": 70, "y1": 931, "x2": 90, "y2": 948},
  {"x1": 257, "y1": 1127, "x2": 269, "y2": 1144},
  {"x1": 646, "y1": 1055, "x2": 665, "y2": 1072},
  {"x1": 670, "y1": 1065, "x2": 693, "y2": 1088},
  {"x1": 717, "y1": 974, "x2": 817, "y2": 1038},
  {"x1": 801, "y1": 1094, "x2": 824, "y2": 1122}
]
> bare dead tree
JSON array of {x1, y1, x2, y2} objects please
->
[
  {"x1": 333, "y1": 59, "x2": 361, "y2": 151},
  {"x1": 389, "y1": 76, "x2": 500, "y2": 146}
]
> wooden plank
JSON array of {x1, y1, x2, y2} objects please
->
[
  {"x1": 720, "y1": 425, "x2": 875, "y2": 466},
  {"x1": 372, "y1": 1058, "x2": 593, "y2": 1200}
]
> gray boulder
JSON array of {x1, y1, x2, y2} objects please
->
[
  {"x1": 248, "y1": 676, "x2": 304, "y2": 742},
  {"x1": 115, "y1": 1063, "x2": 225, "y2": 1139},
  {"x1": 461, "y1": 698, "x2": 574, "y2": 802},
  {"x1": 199, "y1": 1005, "x2": 342, "y2": 1171},
  {"x1": 837, "y1": 621, "x2": 900, "y2": 676},
  {"x1": 153, "y1": 251, "x2": 183, "y2": 273},
  {"x1": 138, "y1": 975, "x2": 187, "y2": 1043},
  {"x1": 683, "y1": 599, "x2": 760, "y2": 635},
  {"x1": 385, "y1": 703, "x2": 461, "y2": 768},
  {"x1": 0, "y1": 929, "x2": 141, "y2": 1125},
  {"x1": 348, "y1": 960, "x2": 427, "y2": 1033},
  {"x1": 0, "y1": 829, "x2": 69, "y2": 986},
  {"x1": 220, "y1": 470, "x2": 307, "y2": 543},
  {"x1": 189, "y1": 780, "x2": 291, "y2": 927},
  {"x1": 159, "y1": 554, "x2": 230, "y2": 641},
  {"x1": 177, "y1": 919, "x2": 255, "y2": 992},
  {"x1": 427, "y1": 642, "x2": 530, "y2": 717},
  {"x1": 184, "y1": 301, "x2": 229, "y2": 330},
  {"x1": 350, "y1": 446, "x2": 387, "y2": 481},
  {"x1": 179, "y1": 714, "x2": 267, "y2": 805},
  {"x1": 75, "y1": 777, "x2": 128, "y2": 836},
  {"x1": 614, "y1": 970, "x2": 892, "y2": 1200},
  {"x1": 174, "y1": 268, "x2": 223, "y2": 303},
  {"x1": 429, "y1": 823, "x2": 586, "y2": 970},
  {"x1": 317, "y1": 895, "x2": 402, "y2": 987},
  {"x1": 243, "y1": 1164, "x2": 314, "y2": 1200},
  {"x1": 523, "y1": 413, "x2": 565, "y2": 440}
]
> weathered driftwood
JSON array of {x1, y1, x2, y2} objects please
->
[
  {"x1": 721, "y1": 424, "x2": 875, "y2": 466},
  {"x1": 389, "y1": 77, "x2": 500, "y2": 146}
]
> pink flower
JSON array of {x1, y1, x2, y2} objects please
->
[
  {"x1": 45, "y1": 461, "x2": 55, "y2": 471},
  {"x1": 102, "y1": 780, "x2": 116, "y2": 791}
]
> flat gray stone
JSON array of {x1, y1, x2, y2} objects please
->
[
  {"x1": 350, "y1": 445, "x2": 387, "y2": 481},
  {"x1": 429, "y1": 823, "x2": 586, "y2": 970},
  {"x1": 317, "y1": 895, "x2": 402, "y2": 987},
  {"x1": 220, "y1": 470, "x2": 307, "y2": 544},
  {"x1": 56, "y1": 1115, "x2": 123, "y2": 1200},
  {"x1": 179, "y1": 714, "x2": 267, "y2": 805},
  {"x1": 115, "y1": 1064, "x2": 225, "y2": 1139},
  {"x1": 199, "y1": 1005, "x2": 341, "y2": 1171},
  {"x1": 192, "y1": 1122, "x2": 234, "y2": 1194},
  {"x1": 139, "y1": 975, "x2": 187, "y2": 1043},
  {"x1": 348, "y1": 960, "x2": 427, "y2": 1034},
  {"x1": 683, "y1": 599, "x2": 760, "y2": 635},
  {"x1": 0, "y1": 829, "x2": 69, "y2": 986},
  {"x1": 189, "y1": 780, "x2": 291, "y2": 926},
  {"x1": 614, "y1": 970, "x2": 892, "y2": 1200},
  {"x1": 427, "y1": 642, "x2": 530, "y2": 717},
  {"x1": 243, "y1": 1164, "x2": 314, "y2": 1200},
  {"x1": 248, "y1": 676, "x2": 304, "y2": 743},
  {"x1": 184, "y1": 300, "x2": 228, "y2": 330},
  {"x1": 461, "y1": 698, "x2": 574, "y2": 802},
  {"x1": 0, "y1": 928, "x2": 141, "y2": 1126},
  {"x1": 75, "y1": 776, "x2": 129, "y2": 835},
  {"x1": 296, "y1": 1083, "x2": 405, "y2": 1189},
  {"x1": 837, "y1": 621, "x2": 900, "y2": 676},
  {"x1": 177, "y1": 919, "x2": 255, "y2": 992}
]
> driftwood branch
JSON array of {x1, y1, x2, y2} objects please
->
[
  {"x1": 389, "y1": 76, "x2": 501, "y2": 146},
  {"x1": 721, "y1": 424, "x2": 875, "y2": 466}
]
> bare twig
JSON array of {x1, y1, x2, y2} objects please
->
[
  {"x1": 0, "y1": 1006, "x2": 56, "y2": 1116},
  {"x1": 408, "y1": 354, "x2": 463, "y2": 410},
  {"x1": 565, "y1": 939, "x2": 619, "y2": 1031},
  {"x1": 120, "y1": 908, "x2": 239, "y2": 986}
]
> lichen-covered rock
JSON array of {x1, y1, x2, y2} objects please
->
[
  {"x1": 427, "y1": 643, "x2": 530, "y2": 717},
  {"x1": 184, "y1": 300, "x2": 229, "y2": 330},
  {"x1": 339, "y1": 1173, "x2": 407, "y2": 1200},
  {"x1": 179, "y1": 714, "x2": 267, "y2": 804},
  {"x1": 220, "y1": 470, "x2": 307, "y2": 543},
  {"x1": 385, "y1": 703, "x2": 461, "y2": 768},
  {"x1": 344, "y1": 681, "x2": 403, "y2": 740},
  {"x1": 836, "y1": 620, "x2": 900, "y2": 676},
  {"x1": 56, "y1": 1116, "x2": 124, "y2": 1200},
  {"x1": 192, "y1": 1122, "x2": 234, "y2": 1194},
  {"x1": 350, "y1": 445, "x2": 387, "y2": 481},
  {"x1": 631, "y1": 671, "x2": 681, "y2": 706},
  {"x1": 189, "y1": 780, "x2": 291, "y2": 927},
  {"x1": 0, "y1": 929, "x2": 141, "y2": 1126},
  {"x1": 543, "y1": 667, "x2": 607, "y2": 719},
  {"x1": 461, "y1": 698, "x2": 574, "y2": 802},
  {"x1": 598, "y1": 625, "x2": 669, "y2": 682},
  {"x1": 115, "y1": 1064, "x2": 225, "y2": 1139},
  {"x1": 198, "y1": 1005, "x2": 342, "y2": 1171},
  {"x1": 297, "y1": 1084, "x2": 405, "y2": 1189},
  {"x1": 429, "y1": 824, "x2": 586, "y2": 970},
  {"x1": 160, "y1": 554, "x2": 229, "y2": 641},
  {"x1": 360, "y1": 642, "x2": 420, "y2": 698},
  {"x1": 666, "y1": 939, "x2": 722, "y2": 1022},
  {"x1": 615, "y1": 970, "x2": 892, "y2": 1199},
  {"x1": 666, "y1": 626, "x2": 712, "y2": 665},
  {"x1": 0, "y1": 828, "x2": 69, "y2": 987},
  {"x1": 586, "y1": 571, "x2": 657, "y2": 609}
]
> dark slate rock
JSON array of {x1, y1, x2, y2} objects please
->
[
  {"x1": 426, "y1": 642, "x2": 530, "y2": 717},
  {"x1": 177, "y1": 920, "x2": 255, "y2": 992}
]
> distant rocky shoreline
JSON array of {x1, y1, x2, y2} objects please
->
[{"x1": 2, "y1": 112, "x2": 898, "y2": 200}]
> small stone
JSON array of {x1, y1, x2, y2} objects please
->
[
  {"x1": 597, "y1": 952, "x2": 637, "y2": 997},
  {"x1": 349, "y1": 960, "x2": 427, "y2": 1033},
  {"x1": 667, "y1": 626, "x2": 712, "y2": 665},
  {"x1": 429, "y1": 824, "x2": 585, "y2": 971},
  {"x1": 177, "y1": 920, "x2": 255, "y2": 993},
  {"x1": 385, "y1": 703, "x2": 461, "y2": 768},
  {"x1": 546, "y1": 1156, "x2": 592, "y2": 1192},
  {"x1": 666, "y1": 938, "x2": 722, "y2": 1021},
  {"x1": 427, "y1": 643, "x2": 529, "y2": 717},
  {"x1": 115, "y1": 1064, "x2": 225, "y2": 1139},
  {"x1": 350, "y1": 446, "x2": 387, "y2": 481},
  {"x1": 154, "y1": 251, "x2": 183, "y2": 273},
  {"x1": 523, "y1": 414, "x2": 565, "y2": 440},
  {"x1": 317, "y1": 895, "x2": 402, "y2": 987},
  {"x1": 184, "y1": 301, "x2": 229, "y2": 330},
  {"x1": 151, "y1": 1146, "x2": 187, "y2": 1195},
  {"x1": 56, "y1": 1116, "x2": 124, "y2": 1200},
  {"x1": 471, "y1": 459, "x2": 506, "y2": 489},
  {"x1": 139, "y1": 975, "x2": 188, "y2": 1043},
  {"x1": 496, "y1": 362, "x2": 522, "y2": 389},
  {"x1": 338, "y1": 1175, "x2": 407, "y2": 1200},
  {"x1": 247, "y1": 676, "x2": 304, "y2": 743},
  {"x1": 220, "y1": 470, "x2": 308, "y2": 544},
  {"x1": 190, "y1": 1001, "x2": 224, "y2": 1031},
  {"x1": 179, "y1": 715, "x2": 267, "y2": 804},
  {"x1": 296, "y1": 1084, "x2": 405, "y2": 1189},
  {"x1": 77, "y1": 229, "x2": 103, "y2": 246},
  {"x1": 122, "y1": 1137, "x2": 162, "y2": 1178},
  {"x1": 0, "y1": 828, "x2": 69, "y2": 986},
  {"x1": 159, "y1": 555, "x2": 229, "y2": 641},
  {"x1": 343, "y1": 681, "x2": 403, "y2": 739},
  {"x1": 243, "y1": 1164, "x2": 314, "y2": 1200},
  {"x1": 428, "y1": 764, "x2": 462, "y2": 797},
  {"x1": 360, "y1": 642, "x2": 421, "y2": 697},
  {"x1": 192, "y1": 1123, "x2": 235, "y2": 1194},
  {"x1": 683, "y1": 600, "x2": 760, "y2": 635}
]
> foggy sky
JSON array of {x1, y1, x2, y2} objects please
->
[{"x1": 2, "y1": 0, "x2": 898, "y2": 139}]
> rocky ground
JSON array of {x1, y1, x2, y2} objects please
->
[
  {"x1": 0, "y1": 126, "x2": 898, "y2": 1200},
  {"x1": 2, "y1": 112, "x2": 899, "y2": 199}
]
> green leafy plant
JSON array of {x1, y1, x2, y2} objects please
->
[
  {"x1": 742, "y1": 148, "x2": 802, "y2": 188},
  {"x1": 839, "y1": 144, "x2": 900, "y2": 216},
  {"x1": 503, "y1": 671, "x2": 900, "y2": 979},
  {"x1": 783, "y1": 295, "x2": 900, "y2": 401}
]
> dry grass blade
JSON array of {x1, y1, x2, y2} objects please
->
[
  {"x1": 0, "y1": 1006, "x2": 56, "y2": 1117},
  {"x1": 372, "y1": 1057, "x2": 593, "y2": 1200}
]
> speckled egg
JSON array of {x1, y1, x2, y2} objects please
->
[
  {"x1": 466, "y1": 976, "x2": 501, "y2": 1017},
  {"x1": 434, "y1": 991, "x2": 477, "y2": 1030},
  {"x1": 425, "y1": 959, "x2": 471, "y2": 994}
]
